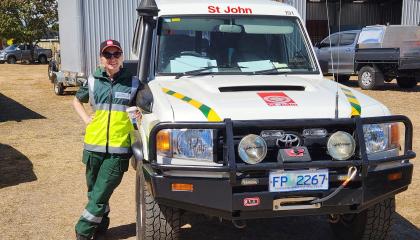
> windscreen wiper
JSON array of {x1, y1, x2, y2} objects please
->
[
  {"x1": 174, "y1": 65, "x2": 247, "y2": 79},
  {"x1": 252, "y1": 67, "x2": 291, "y2": 75}
]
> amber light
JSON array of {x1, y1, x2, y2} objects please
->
[
  {"x1": 171, "y1": 183, "x2": 193, "y2": 192},
  {"x1": 390, "y1": 123, "x2": 400, "y2": 149},
  {"x1": 388, "y1": 172, "x2": 402, "y2": 181},
  {"x1": 157, "y1": 130, "x2": 171, "y2": 154}
]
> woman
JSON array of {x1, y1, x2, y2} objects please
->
[{"x1": 73, "y1": 39, "x2": 139, "y2": 240}]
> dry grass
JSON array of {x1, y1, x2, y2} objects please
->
[{"x1": 0, "y1": 65, "x2": 418, "y2": 239}]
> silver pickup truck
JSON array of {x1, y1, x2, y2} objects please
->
[
  {"x1": 0, "y1": 44, "x2": 52, "y2": 64},
  {"x1": 315, "y1": 25, "x2": 420, "y2": 90}
]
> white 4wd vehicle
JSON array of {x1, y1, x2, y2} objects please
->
[{"x1": 130, "y1": 1, "x2": 415, "y2": 240}]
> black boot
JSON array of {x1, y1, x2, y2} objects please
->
[
  {"x1": 76, "y1": 231, "x2": 91, "y2": 240},
  {"x1": 93, "y1": 231, "x2": 107, "y2": 240}
]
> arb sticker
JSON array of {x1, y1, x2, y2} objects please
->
[
  {"x1": 244, "y1": 197, "x2": 260, "y2": 207},
  {"x1": 258, "y1": 92, "x2": 297, "y2": 106}
]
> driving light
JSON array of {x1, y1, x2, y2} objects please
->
[
  {"x1": 327, "y1": 131, "x2": 356, "y2": 160},
  {"x1": 238, "y1": 134, "x2": 267, "y2": 164}
]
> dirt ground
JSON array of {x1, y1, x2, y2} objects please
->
[{"x1": 0, "y1": 64, "x2": 419, "y2": 240}]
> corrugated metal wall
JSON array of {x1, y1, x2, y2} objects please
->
[
  {"x1": 402, "y1": 0, "x2": 420, "y2": 25},
  {"x1": 284, "y1": 0, "x2": 306, "y2": 22},
  {"x1": 81, "y1": 0, "x2": 141, "y2": 75},
  {"x1": 307, "y1": 2, "x2": 401, "y2": 27}
]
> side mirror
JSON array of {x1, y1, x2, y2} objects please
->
[{"x1": 135, "y1": 82, "x2": 153, "y2": 114}]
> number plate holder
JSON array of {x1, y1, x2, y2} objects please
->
[{"x1": 269, "y1": 169, "x2": 329, "y2": 192}]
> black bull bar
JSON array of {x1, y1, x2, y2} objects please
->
[{"x1": 148, "y1": 115, "x2": 416, "y2": 185}]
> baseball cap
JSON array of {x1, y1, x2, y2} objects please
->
[{"x1": 100, "y1": 39, "x2": 122, "y2": 53}]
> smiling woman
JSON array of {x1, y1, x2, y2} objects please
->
[{"x1": 72, "y1": 39, "x2": 140, "y2": 240}]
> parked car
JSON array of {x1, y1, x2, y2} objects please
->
[
  {"x1": 314, "y1": 30, "x2": 361, "y2": 82},
  {"x1": 0, "y1": 44, "x2": 52, "y2": 64},
  {"x1": 315, "y1": 25, "x2": 420, "y2": 89}
]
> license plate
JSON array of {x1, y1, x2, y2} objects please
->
[{"x1": 269, "y1": 169, "x2": 329, "y2": 192}]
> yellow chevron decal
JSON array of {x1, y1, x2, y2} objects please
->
[
  {"x1": 162, "y1": 88, "x2": 222, "y2": 121},
  {"x1": 340, "y1": 87, "x2": 361, "y2": 117}
]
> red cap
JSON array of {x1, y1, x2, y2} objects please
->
[{"x1": 100, "y1": 39, "x2": 122, "y2": 53}]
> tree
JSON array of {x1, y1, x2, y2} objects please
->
[{"x1": 0, "y1": 0, "x2": 58, "y2": 61}]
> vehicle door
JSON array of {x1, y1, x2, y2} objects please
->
[
  {"x1": 315, "y1": 34, "x2": 339, "y2": 74},
  {"x1": 15, "y1": 44, "x2": 25, "y2": 61},
  {"x1": 337, "y1": 32, "x2": 358, "y2": 74},
  {"x1": 21, "y1": 44, "x2": 32, "y2": 61}
]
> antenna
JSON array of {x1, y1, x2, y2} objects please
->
[
  {"x1": 325, "y1": 0, "x2": 342, "y2": 118},
  {"x1": 335, "y1": 0, "x2": 342, "y2": 118}
]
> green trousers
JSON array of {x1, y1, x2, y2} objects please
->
[{"x1": 75, "y1": 150, "x2": 130, "y2": 238}]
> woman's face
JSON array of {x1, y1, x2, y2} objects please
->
[{"x1": 100, "y1": 46, "x2": 123, "y2": 73}]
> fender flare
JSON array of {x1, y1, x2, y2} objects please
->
[{"x1": 131, "y1": 130, "x2": 144, "y2": 170}]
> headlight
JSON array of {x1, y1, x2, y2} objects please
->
[
  {"x1": 327, "y1": 131, "x2": 356, "y2": 160},
  {"x1": 363, "y1": 123, "x2": 399, "y2": 154},
  {"x1": 156, "y1": 129, "x2": 214, "y2": 161},
  {"x1": 238, "y1": 134, "x2": 267, "y2": 164}
]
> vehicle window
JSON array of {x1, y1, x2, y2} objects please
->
[
  {"x1": 18, "y1": 45, "x2": 25, "y2": 50},
  {"x1": 339, "y1": 33, "x2": 357, "y2": 45},
  {"x1": 156, "y1": 16, "x2": 317, "y2": 75},
  {"x1": 321, "y1": 34, "x2": 339, "y2": 47},
  {"x1": 358, "y1": 28, "x2": 384, "y2": 44},
  {"x1": 4, "y1": 45, "x2": 17, "y2": 51}
]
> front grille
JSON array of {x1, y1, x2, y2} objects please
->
[{"x1": 215, "y1": 125, "x2": 360, "y2": 165}]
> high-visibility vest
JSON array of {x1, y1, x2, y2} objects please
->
[{"x1": 84, "y1": 68, "x2": 139, "y2": 154}]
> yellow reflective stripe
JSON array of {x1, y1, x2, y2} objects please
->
[
  {"x1": 340, "y1": 87, "x2": 361, "y2": 117},
  {"x1": 162, "y1": 88, "x2": 222, "y2": 121}
]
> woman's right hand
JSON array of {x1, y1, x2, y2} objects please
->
[{"x1": 84, "y1": 114, "x2": 94, "y2": 125}]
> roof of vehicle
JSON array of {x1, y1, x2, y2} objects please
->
[{"x1": 153, "y1": 0, "x2": 300, "y2": 18}]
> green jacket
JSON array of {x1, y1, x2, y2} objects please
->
[{"x1": 76, "y1": 67, "x2": 139, "y2": 154}]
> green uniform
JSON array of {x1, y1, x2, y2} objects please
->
[{"x1": 75, "y1": 67, "x2": 139, "y2": 238}]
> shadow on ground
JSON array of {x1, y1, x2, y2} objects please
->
[
  {"x1": 105, "y1": 212, "x2": 419, "y2": 240},
  {"x1": 0, "y1": 144, "x2": 37, "y2": 189},
  {"x1": 0, "y1": 93, "x2": 45, "y2": 122},
  {"x1": 106, "y1": 223, "x2": 136, "y2": 240}
]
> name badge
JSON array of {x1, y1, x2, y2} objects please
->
[{"x1": 115, "y1": 92, "x2": 130, "y2": 100}]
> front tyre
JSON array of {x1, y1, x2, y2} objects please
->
[
  {"x1": 136, "y1": 168, "x2": 180, "y2": 240},
  {"x1": 330, "y1": 197, "x2": 395, "y2": 240},
  {"x1": 38, "y1": 55, "x2": 48, "y2": 64}
]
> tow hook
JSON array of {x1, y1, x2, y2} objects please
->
[
  {"x1": 329, "y1": 214, "x2": 340, "y2": 224},
  {"x1": 232, "y1": 220, "x2": 247, "y2": 229}
]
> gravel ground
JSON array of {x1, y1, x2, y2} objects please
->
[{"x1": 0, "y1": 64, "x2": 419, "y2": 239}]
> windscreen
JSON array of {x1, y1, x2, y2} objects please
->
[
  {"x1": 156, "y1": 16, "x2": 317, "y2": 75},
  {"x1": 4, "y1": 45, "x2": 17, "y2": 51}
]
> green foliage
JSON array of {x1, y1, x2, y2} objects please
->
[{"x1": 0, "y1": 0, "x2": 58, "y2": 44}]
